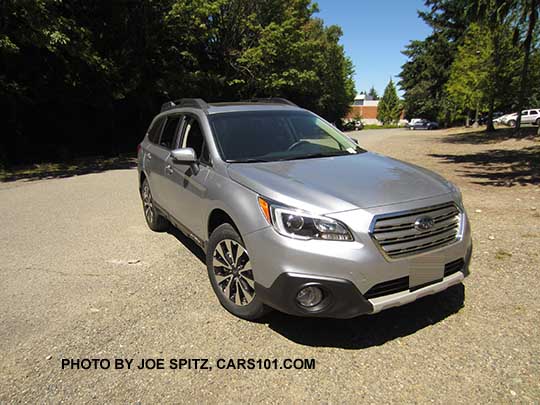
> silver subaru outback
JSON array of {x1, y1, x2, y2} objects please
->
[{"x1": 137, "y1": 98, "x2": 472, "y2": 320}]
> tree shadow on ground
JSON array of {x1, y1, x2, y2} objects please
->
[
  {"x1": 0, "y1": 155, "x2": 137, "y2": 182},
  {"x1": 262, "y1": 284, "x2": 465, "y2": 349},
  {"x1": 430, "y1": 145, "x2": 540, "y2": 187},
  {"x1": 442, "y1": 126, "x2": 538, "y2": 145}
]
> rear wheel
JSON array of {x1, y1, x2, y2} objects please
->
[
  {"x1": 206, "y1": 223, "x2": 269, "y2": 320},
  {"x1": 141, "y1": 178, "x2": 168, "y2": 232},
  {"x1": 535, "y1": 118, "x2": 540, "y2": 126}
]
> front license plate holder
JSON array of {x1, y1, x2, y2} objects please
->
[{"x1": 408, "y1": 254, "x2": 445, "y2": 291}]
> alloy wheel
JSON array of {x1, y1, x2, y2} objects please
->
[
  {"x1": 212, "y1": 239, "x2": 255, "y2": 306},
  {"x1": 142, "y1": 182, "x2": 154, "y2": 224}
]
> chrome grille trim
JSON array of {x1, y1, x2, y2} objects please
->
[{"x1": 369, "y1": 202, "x2": 462, "y2": 259}]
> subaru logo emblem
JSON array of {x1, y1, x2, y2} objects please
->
[{"x1": 414, "y1": 215, "x2": 434, "y2": 232}]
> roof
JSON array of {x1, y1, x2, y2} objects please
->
[
  {"x1": 160, "y1": 98, "x2": 302, "y2": 115},
  {"x1": 206, "y1": 103, "x2": 302, "y2": 115}
]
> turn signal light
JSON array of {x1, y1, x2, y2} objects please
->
[{"x1": 258, "y1": 197, "x2": 271, "y2": 224}]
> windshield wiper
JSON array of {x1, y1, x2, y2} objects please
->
[
  {"x1": 278, "y1": 151, "x2": 351, "y2": 161},
  {"x1": 227, "y1": 158, "x2": 274, "y2": 163}
]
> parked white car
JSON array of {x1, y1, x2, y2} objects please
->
[
  {"x1": 502, "y1": 109, "x2": 540, "y2": 127},
  {"x1": 407, "y1": 118, "x2": 423, "y2": 126},
  {"x1": 493, "y1": 114, "x2": 510, "y2": 125}
]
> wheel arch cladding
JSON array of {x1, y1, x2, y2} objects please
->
[
  {"x1": 139, "y1": 171, "x2": 147, "y2": 189},
  {"x1": 208, "y1": 209, "x2": 240, "y2": 238}
]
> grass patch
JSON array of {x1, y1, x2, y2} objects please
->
[
  {"x1": 362, "y1": 124, "x2": 403, "y2": 130},
  {"x1": 495, "y1": 249, "x2": 513, "y2": 260},
  {"x1": 0, "y1": 154, "x2": 137, "y2": 182}
]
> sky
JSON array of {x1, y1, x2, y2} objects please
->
[{"x1": 314, "y1": 0, "x2": 432, "y2": 96}]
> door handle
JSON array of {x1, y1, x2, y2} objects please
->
[
  {"x1": 146, "y1": 152, "x2": 152, "y2": 160},
  {"x1": 165, "y1": 165, "x2": 173, "y2": 175}
]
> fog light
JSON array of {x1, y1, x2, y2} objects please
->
[{"x1": 296, "y1": 286, "x2": 323, "y2": 308}]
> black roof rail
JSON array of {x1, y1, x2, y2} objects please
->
[
  {"x1": 160, "y1": 98, "x2": 209, "y2": 113},
  {"x1": 245, "y1": 98, "x2": 297, "y2": 107}
]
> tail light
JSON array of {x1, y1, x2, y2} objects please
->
[{"x1": 137, "y1": 143, "x2": 142, "y2": 154}]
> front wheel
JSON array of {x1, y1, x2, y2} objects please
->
[
  {"x1": 206, "y1": 223, "x2": 269, "y2": 320},
  {"x1": 508, "y1": 119, "x2": 516, "y2": 128}
]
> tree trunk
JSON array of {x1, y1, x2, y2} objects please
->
[
  {"x1": 486, "y1": 96, "x2": 495, "y2": 131},
  {"x1": 486, "y1": 24, "x2": 500, "y2": 132},
  {"x1": 515, "y1": 0, "x2": 538, "y2": 132},
  {"x1": 466, "y1": 111, "x2": 470, "y2": 127},
  {"x1": 472, "y1": 105, "x2": 479, "y2": 128}
]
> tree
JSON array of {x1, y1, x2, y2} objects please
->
[
  {"x1": 446, "y1": 23, "x2": 492, "y2": 126},
  {"x1": 399, "y1": 32, "x2": 455, "y2": 123},
  {"x1": 401, "y1": 0, "x2": 537, "y2": 132},
  {"x1": 400, "y1": 0, "x2": 474, "y2": 125},
  {"x1": 368, "y1": 86, "x2": 379, "y2": 99},
  {"x1": 514, "y1": 0, "x2": 539, "y2": 130},
  {"x1": 0, "y1": 0, "x2": 356, "y2": 165},
  {"x1": 467, "y1": 0, "x2": 521, "y2": 130},
  {"x1": 377, "y1": 79, "x2": 401, "y2": 124}
]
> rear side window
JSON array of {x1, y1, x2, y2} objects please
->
[
  {"x1": 148, "y1": 117, "x2": 165, "y2": 143},
  {"x1": 160, "y1": 116, "x2": 181, "y2": 149}
]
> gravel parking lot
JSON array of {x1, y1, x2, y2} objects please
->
[{"x1": 1, "y1": 128, "x2": 539, "y2": 403}]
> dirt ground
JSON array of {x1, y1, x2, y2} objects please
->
[{"x1": 1, "y1": 127, "x2": 539, "y2": 403}]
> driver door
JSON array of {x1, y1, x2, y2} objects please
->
[{"x1": 164, "y1": 115, "x2": 211, "y2": 240}]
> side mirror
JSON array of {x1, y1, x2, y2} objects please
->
[{"x1": 170, "y1": 148, "x2": 197, "y2": 164}]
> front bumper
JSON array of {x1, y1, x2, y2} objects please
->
[
  {"x1": 254, "y1": 245, "x2": 471, "y2": 318},
  {"x1": 244, "y1": 197, "x2": 472, "y2": 318}
]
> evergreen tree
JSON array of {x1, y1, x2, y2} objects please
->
[
  {"x1": 368, "y1": 86, "x2": 379, "y2": 99},
  {"x1": 377, "y1": 79, "x2": 401, "y2": 125}
]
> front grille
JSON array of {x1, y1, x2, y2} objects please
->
[
  {"x1": 363, "y1": 258, "x2": 465, "y2": 299},
  {"x1": 370, "y1": 202, "x2": 461, "y2": 259}
]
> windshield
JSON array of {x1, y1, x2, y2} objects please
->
[{"x1": 209, "y1": 110, "x2": 364, "y2": 162}]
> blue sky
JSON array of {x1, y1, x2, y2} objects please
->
[{"x1": 314, "y1": 0, "x2": 431, "y2": 96}]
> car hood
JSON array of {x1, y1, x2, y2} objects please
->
[{"x1": 227, "y1": 152, "x2": 453, "y2": 213}]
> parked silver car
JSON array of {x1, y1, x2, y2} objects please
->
[{"x1": 137, "y1": 98, "x2": 472, "y2": 320}]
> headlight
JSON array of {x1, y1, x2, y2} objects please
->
[
  {"x1": 446, "y1": 181, "x2": 463, "y2": 206},
  {"x1": 258, "y1": 197, "x2": 353, "y2": 241}
]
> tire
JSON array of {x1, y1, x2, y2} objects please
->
[
  {"x1": 535, "y1": 118, "x2": 540, "y2": 126},
  {"x1": 140, "y1": 178, "x2": 169, "y2": 232},
  {"x1": 508, "y1": 119, "x2": 516, "y2": 128},
  {"x1": 206, "y1": 223, "x2": 269, "y2": 320}
]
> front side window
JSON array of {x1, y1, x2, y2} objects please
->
[
  {"x1": 182, "y1": 117, "x2": 204, "y2": 156},
  {"x1": 209, "y1": 111, "x2": 363, "y2": 162}
]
